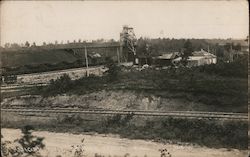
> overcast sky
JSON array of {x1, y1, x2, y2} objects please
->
[{"x1": 0, "y1": 1, "x2": 249, "y2": 46}]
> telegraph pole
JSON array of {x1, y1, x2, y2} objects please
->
[
  {"x1": 117, "y1": 47, "x2": 120, "y2": 64},
  {"x1": 84, "y1": 46, "x2": 89, "y2": 77}
]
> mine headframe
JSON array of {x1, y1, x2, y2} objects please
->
[{"x1": 120, "y1": 25, "x2": 138, "y2": 64}]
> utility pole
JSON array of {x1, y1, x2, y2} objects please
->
[
  {"x1": 85, "y1": 46, "x2": 89, "y2": 77},
  {"x1": 230, "y1": 43, "x2": 233, "y2": 62},
  {"x1": 119, "y1": 40, "x2": 123, "y2": 63},
  {"x1": 117, "y1": 47, "x2": 120, "y2": 64}
]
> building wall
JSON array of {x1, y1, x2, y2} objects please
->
[{"x1": 187, "y1": 57, "x2": 217, "y2": 67}]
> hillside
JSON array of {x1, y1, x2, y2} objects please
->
[
  {"x1": 1, "y1": 49, "x2": 77, "y2": 68},
  {"x1": 0, "y1": 41, "x2": 120, "y2": 69}
]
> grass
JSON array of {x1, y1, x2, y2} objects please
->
[{"x1": 1, "y1": 112, "x2": 248, "y2": 150}]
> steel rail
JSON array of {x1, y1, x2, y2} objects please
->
[
  {"x1": 1, "y1": 107, "x2": 246, "y2": 115},
  {"x1": 1, "y1": 107, "x2": 247, "y2": 121}
]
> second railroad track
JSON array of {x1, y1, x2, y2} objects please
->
[{"x1": 1, "y1": 107, "x2": 248, "y2": 121}]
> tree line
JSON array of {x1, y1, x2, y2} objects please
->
[
  {"x1": 135, "y1": 37, "x2": 244, "y2": 58},
  {"x1": 2, "y1": 38, "x2": 244, "y2": 55},
  {"x1": 1, "y1": 38, "x2": 118, "y2": 49}
]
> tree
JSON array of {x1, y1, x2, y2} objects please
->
[
  {"x1": 181, "y1": 39, "x2": 194, "y2": 66},
  {"x1": 109, "y1": 39, "x2": 115, "y2": 42},
  {"x1": 104, "y1": 57, "x2": 121, "y2": 82},
  {"x1": 144, "y1": 43, "x2": 152, "y2": 64},
  {"x1": 10, "y1": 43, "x2": 20, "y2": 49},
  {"x1": 16, "y1": 125, "x2": 45, "y2": 157},
  {"x1": 183, "y1": 40, "x2": 193, "y2": 57},
  {"x1": 234, "y1": 43, "x2": 241, "y2": 51},
  {"x1": 4, "y1": 43, "x2": 10, "y2": 48},
  {"x1": 25, "y1": 41, "x2": 30, "y2": 47},
  {"x1": 216, "y1": 46, "x2": 224, "y2": 58},
  {"x1": 48, "y1": 74, "x2": 72, "y2": 95},
  {"x1": 32, "y1": 42, "x2": 36, "y2": 47},
  {"x1": 224, "y1": 43, "x2": 232, "y2": 52},
  {"x1": 1, "y1": 126, "x2": 45, "y2": 157},
  {"x1": 136, "y1": 37, "x2": 147, "y2": 56},
  {"x1": 42, "y1": 42, "x2": 46, "y2": 46}
]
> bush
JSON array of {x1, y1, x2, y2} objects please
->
[
  {"x1": 1, "y1": 125, "x2": 45, "y2": 157},
  {"x1": 17, "y1": 125, "x2": 45, "y2": 156},
  {"x1": 58, "y1": 115, "x2": 83, "y2": 125},
  {"x1": 91, "y1": 116, "x2": 248, "y2": 149},
  {"x1": 104, "y1": 113, "x2": 134, "y2": 127},
  {"x1": 43, "y1": 74, "x2": 72, "y2": 96},
  {"x1": 195, "y1": 57, "x2": 247, "y2": 78},
  {"x1": 105, "y1": 57, "x2": 121, "y2": 82}
]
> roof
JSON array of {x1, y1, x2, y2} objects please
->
[
  {"x1": 88, "y1": 52, "x2": 101, "y2": 58},
  {"x1": 192, "y1": 49, "x2": 216, "y2": 58},
  {"x1": 173, "y1": 55, "x2": 216, "y2": 62},
  {"x1": 155, "y1": 52, "x2": 180, "y2": 59},
  {"x1": 188, "y1": 56, "x2": 206, "y2": 61},
  {"x1": 173, "y1": 57, "x2": 182, "y2": 62}
]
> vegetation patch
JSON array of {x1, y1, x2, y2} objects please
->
[{"x1": 2, "y1": 113, "x2": 247, "y2": 150}]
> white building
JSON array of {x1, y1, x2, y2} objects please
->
[{"x1": 173, "y1": 49, "x2": 217, "y2": 67}]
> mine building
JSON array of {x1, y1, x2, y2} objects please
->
[
  {"x1": 152, "y1": 52, "x2": 180, "y2": 67},
  {"x1": 173, "y1": 49, "x2": 217, "y2": 67}
]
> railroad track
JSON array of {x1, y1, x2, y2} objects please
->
[
  {"x1": 1, "y1": 107, "x2": 248, "y2": 121},
  {"x1": 1, "y1": 83, "x2": 48, "y2": 91}
]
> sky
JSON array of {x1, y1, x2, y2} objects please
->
[{"x1": 0, "y1": 0, "x2": 249, "y2": 46}]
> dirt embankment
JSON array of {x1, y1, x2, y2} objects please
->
[{"x1": 2, "y1": 90, "x2": 216, "y2": 112}]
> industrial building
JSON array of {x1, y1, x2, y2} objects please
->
[{"x1": 173, "y1": 49, "x2": 217, "y2": 67}]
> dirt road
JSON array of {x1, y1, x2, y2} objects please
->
[{"x1": 1, "y1": 128, "x2": 247, "y2": 157}]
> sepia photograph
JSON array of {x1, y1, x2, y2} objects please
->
[{"x1": 0, "y1": 0, "x2": 249, "y2": 157}]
